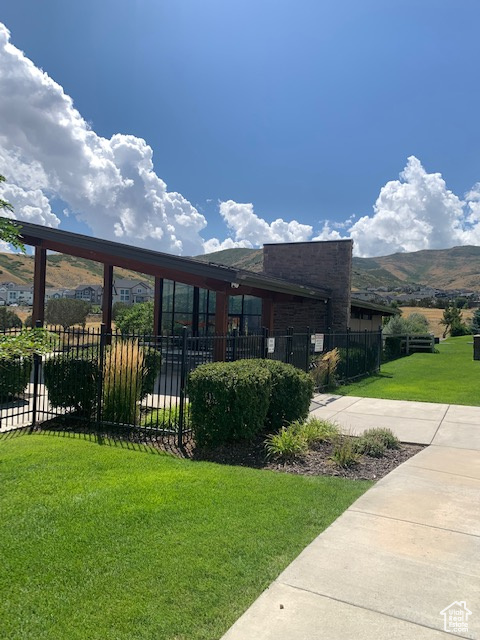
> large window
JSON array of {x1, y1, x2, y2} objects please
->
[{"x1": 158, "y1": 282, "x2": 262, "y2": 336}]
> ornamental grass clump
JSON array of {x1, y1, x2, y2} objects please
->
[
  {"x1": 355, "y1": 428, "x2": 400, "y2": 458},
  {"x1": 330, "y1": 435, "x2": 360, "y2": 468},
  {"x1": 293, "y1": 417, "x2": 340, "y2": 447},
  {"x1": 265, "y1": 426, "x2": 308, "y2": 461},
  {"x1": 102, "y1": 339, "x2": 144, "y2": 425},
  {"x1": 310, "y1": 348, "x2": 340, "y2": 390}
]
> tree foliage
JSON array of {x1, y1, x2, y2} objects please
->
[
  {"x1": 383, "y1": 313, "x2": 429, "y2": 335},
  {"x1": 115, "y1": 301, "x2": 154, "y2": 334},
  {"x1": 45, "y1": 298, "x2": 91, "y2": 329},
  {"x1": 439, "y1": 303, "x2": 468, "y2": 338},
  {"x1": 0, "y1": 307, "x2": 22, "y2": 330},
  {"x1": 471, "y1": 308, "x2": 480, "y2": 335},
  {"x1": 0, "y1": 175, "x2": 25, "y2": 252}
]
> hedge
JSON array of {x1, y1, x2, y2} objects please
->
[
  {"x1": 43, "y1": 345, "x2": 161, "y2": 419},
  {"x1": 43, "y1": 357, "x2": 99, "y2": 417},
  {"x1": 256, "y1": 359, "x2": 313, "y2": 431},
  {"x1": 188, "y1": 359, "x2": 314, "y2": 447},
  {"x1": 0, "y1": 357, "x2": 32, "y2": 403},
  {"x1": 188, "y1": 360, "x2": 272, "y2": 447}
]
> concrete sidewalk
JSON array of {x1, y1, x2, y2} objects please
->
[{"x1": 222, "y1": 396, "x2": 480, "y2": 639}]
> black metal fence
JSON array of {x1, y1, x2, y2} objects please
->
[{"x1": 0, "y1": 326, "x2": 382, "y2": 443}]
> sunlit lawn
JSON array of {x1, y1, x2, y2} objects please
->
[
  {"x1": 0, "y1": 434, "x2": 370, "y2": 640},
  {"x1": 340, "y1": 335, "x2": 480, "y2": 405}
]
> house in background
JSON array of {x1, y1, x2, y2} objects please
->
[
  {"x1": 112, "y1": 279, "x2": 153, "y2": 305},
  {"x1": 3, "y1": 284, "x2": 33, "y2": 306},
  {"x1": 75, "y1": 284, "x2": 103, "y2": 305}
]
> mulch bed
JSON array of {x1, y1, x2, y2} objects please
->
[
  {"x1": 193, "y1": 437, "x2": 424, "y2": 481},
  {"x1": 32, "y1": 419, "x2": 424, "y2": 482}
]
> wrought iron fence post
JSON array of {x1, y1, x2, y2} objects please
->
[
  {"x1": 305, "y1": 326, "x2": 311, "y2": 372},
  {"x1": 30, "y1": 319, "x2": 43, "y2": 431},
  {"x1": 286, "y1": 326, "x2": 293, "y2": 365},
  {"x1": 262, "y1": 327, "x2": 269, "y2": 360},
  {"x1": 232, "y1": 327, "x2": 238, "y2": 362},
  {"x1": 346, "y1": 328, "x2": 350, "y2": 380},
  {"x1": 177, "y1": 326, "x2": 188, "y2": 447},
  {"x1": 96, "y1": 323, "x2": 106, "y2": 429},
  {"x1": 364, "y1": 329, "x2": 368, "y2": 374}
]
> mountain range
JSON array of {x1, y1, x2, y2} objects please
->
[{"x1": 1, "y1": 244, "x2": 479, "y2": 291}]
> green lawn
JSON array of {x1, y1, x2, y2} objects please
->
[
  {"x1": 0, "y1": 435, "x2": 370, "y2": 640},
  {"x1": 339, "y1": 335, "x2": 480, "y2": 405}
]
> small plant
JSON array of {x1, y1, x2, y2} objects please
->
[
  {"x1": 356, "y1": 428, "x2": 400, "y2": 457},
  {"x1": 363, "y1": 428, "x2": 400, "y2": 450},
  {"x1": 310, "y1": 348, "x2": 340, "y2": 390},
  {"x1": 355, "y1": 435, "x2": 386, "y2": 458},
  {"x1": 142, "y1": 404, "x2": 190, "y2": 430},
  {"x1": 330, "y1": 436, "x2": 360, "y2": 468},
  {"x1": 291, "y1": 418, "x2": 340, "y2": 447},
  {"x1": 265, "y1": 427, "x2": 307, "y2": 461}
]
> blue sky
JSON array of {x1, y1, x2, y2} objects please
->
[{"x1": 1, "y1": 1, "x2": 480, "y2": 256}]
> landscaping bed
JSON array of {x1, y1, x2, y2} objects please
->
[{"x1": 193, "y1": 436, "x2": 423, "y2": 481}]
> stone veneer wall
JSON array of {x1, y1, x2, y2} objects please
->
[{"x1": 263, "y1": 239, "x2": 353, "y2": 332}]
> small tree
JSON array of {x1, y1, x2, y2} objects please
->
[
  {"x1": 0, "y1": 175, "x2": 24, "y2": 252},
  {"x1": 115, "y1": 301, "x2": 154, "y2": 334},
  {"x1": 45, "y1": 298, "x2": 91, "y2": 329},
  {"x1": 439, "y1": 303, "x2": 466, "y2": 338},
  {"x1": 471, "y1": 308, "x2": 480, "y2": 334},
  {"x1": 0, "y1": 307, "x2": 22, "y2": 330}
]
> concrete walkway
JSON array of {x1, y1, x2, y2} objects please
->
[{"x1": 222, "y1": 395, "x2": 480, "y2": 639}]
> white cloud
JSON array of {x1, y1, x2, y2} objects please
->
[
  {"x1": 348, "y1": 156, "x2": 466, "y2": 257},
  {"x1": 0, "y1": 23, "x2": 207, "y2": 255},
  {"x1": 217, "y1": 200, "x2": 313, "y2": 247},
  {"x1": 202, "y1": 236, "x2": 252, "y2": 254}
]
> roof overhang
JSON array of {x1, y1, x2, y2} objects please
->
[
  {"x1": 17, "y1": 221, "x2": 329, "y2": 302},
  {"x1": 351, "y1": 297, "x2": 398, "y2": 316}
]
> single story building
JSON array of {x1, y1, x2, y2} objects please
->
[{"x1": 17, "y1": 221, "x2": 395, "y2": 358}]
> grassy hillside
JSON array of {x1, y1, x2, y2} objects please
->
[
  {"x1": 2, "y1": 244, "x2": 480, "y2": 291},
  {"x1": 195, "y1": 247, "x2": 263, "y2": 272},
  {"x1": 352, "y1": 245, "x2": 480, "y2": 290},
  {"x1": 199, "y1": 245, "x2": 480, "y2": 290},
  {"x1": 0, "y1": 253, "x2": 152, "y2": 288}
]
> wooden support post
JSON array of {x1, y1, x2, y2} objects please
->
[
  {"x1": 32, "y1": 246, "x2": 47, "y2": 326},
  {"x1": 102, "y1": 264, "x2": 113, "y2": 333},
  {"x1": 261, "y1": 298, "x2": 274, "y2": 333},
  {"x1": 213, "y1": 290, "x2": 229, "y2": 361},
  {"x1": 153, "y1": 276, "x2": 163, "y2": 336}
]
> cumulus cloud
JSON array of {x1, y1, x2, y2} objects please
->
[
  {"x1": 203, "y1": 236, "x2": 252, "y2": 253},
  {"x1": 0, "y1": 23, "x2": 207, "y2": 254},
  {"x1": 349, "y1": 156, "x2": 466, "y2": 257},
  {"x1": 215, "y1": 200, "x2": 313, "y2": 248}
]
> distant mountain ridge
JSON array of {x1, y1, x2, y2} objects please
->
[
  {"x1": 1, "y1": 244, "x2": 480, "y2": 292},
  {"x1": 196, "y1": 245, "x2": 480, "y2": 291},
  {"x1": 0, "y1": 253, "x2": 151, "y2": 288}
]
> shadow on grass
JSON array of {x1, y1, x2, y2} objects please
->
[{"x1": 0, "y1": 420, "x2": 190, "y2": 459}]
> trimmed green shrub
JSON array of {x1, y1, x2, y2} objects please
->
[
  {"x1": 141, "y1": 348, "x2": 162, "y2": 399},
  {"x1": 384, "y1": 336, "x2": 402, "y2": 360},
  {"x1": 257, "y1": 359, "x2": 314, "y2": 430},
  {"x1": 265, "y1": 426, "x2": 307, "y2": 461},
  {"x1": 43, "y1": 356, "x2": 98, "y2": 417},
  {"x1": 188, "y1": 360, "x2": 272, "y2": 447},
  {"x1": 0, "y1": 357, "x2": 32, "y2": 402}
]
